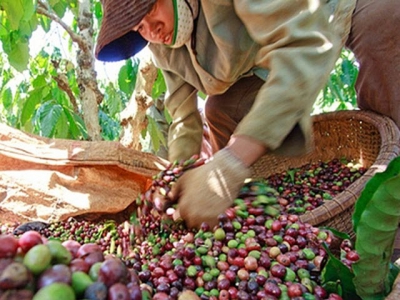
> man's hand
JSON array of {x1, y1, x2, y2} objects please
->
[{"x1": 170, "y1": 148, "x2": 251, "y2": 229}]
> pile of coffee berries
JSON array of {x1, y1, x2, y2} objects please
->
[
  {"x1": 265, "y1": 158, "x2": 366, "y2": 214},
  {"x1": 0, "y1": 156, "x2": 364, "y2": 299},
  {"x1": 0, "y1": 231, "x2": 148, "y2": 300}
]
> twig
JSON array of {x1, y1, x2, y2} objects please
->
[
  {"x1": 52, "y1": 74, "x2": 79, "y2": 113},
  {"x1": 36, "y1": 0, "x2": 87, "y2": 51}
]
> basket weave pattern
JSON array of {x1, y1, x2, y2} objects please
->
[{"x1": 251, "y1": 110, "x2": 400, "y2": 236}]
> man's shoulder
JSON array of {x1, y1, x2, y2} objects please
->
[{"x1": 148, "y1": 44, "x2": 192, "y2": 70}]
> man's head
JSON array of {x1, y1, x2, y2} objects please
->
[
  {"x1": 95, "y1": 0, "x2": 176, "y2": 62},
  {"x1": 95, "y1": 0, "x2": 158, "y2": 62},
  {"x1": 95, "y1": 0, "x2": 197, "y2": 62}
]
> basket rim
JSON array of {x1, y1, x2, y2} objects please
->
[{"x1": 298, "y1": 109, "x2": 400, "y2": 226}]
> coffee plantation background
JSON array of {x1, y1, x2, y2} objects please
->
[{"x1": 0, "y1": 0, "x2": 358, "y2": 155}]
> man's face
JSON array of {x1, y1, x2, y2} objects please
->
[{"x1": 132, "y1": 0, "x2": 175, "y2": 45}]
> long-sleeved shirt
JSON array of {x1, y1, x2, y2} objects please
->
[{"x1": 149, "y1": 0, "x2": 357, "y2": 162}]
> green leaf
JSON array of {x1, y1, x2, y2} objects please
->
[
  {"x1": 1, "y1": 87, "x2": 13, "y2": 110},
  {"x1": 63, "y1": 107, "x2": 87, "y2": 140},
  {"x1": 352, "y1": 157, "x2": 400, "y2": 299},
  {"x1": 1, "y1": 0, "x2": 24, "y2": 30},
  {"x1": 31, "y1": 74, "x2": 47, "y2": 88},
  {"x1": 287, "y1": 169, "x2": 297, "y2": 183},
  {"x1": 7, "y1": 39, "x2": 29, "y2": 72},
  {"x1": 106, "y1": 87, "x2": 122, "y2": 117},
  {"x1": 38, "y1": 101, "x2": 62, "y2": 137},
  {"x1": 21, "y1": 0, "x2": 35, "y2": 21},
  {"x1": 39, "y1": 15, "x2": 52, "y2": 32},
  {"x1": 19, "y1": 19, "x2": 34, "y2": 39},
  {"x1": 48, "y1": 0, "x2": 59, "y2": 7},
  {"x1": 28, "y1": 13, "x2": 38, "y2": 34},
  {"x1": 198, "y1": 91, "x2": 207, "y2": 100},
  {"x1": 118, "y1": 59, "x2": 137, "y2": 96},
  {"x1": 352, "y1": 157, "x2": 400, "y2": 230},
  {"x1": 51, "y1": 1, "x2": 67, "y2": 19},
  {"x1": 94, "y1": 1, "x2": 103, "y2": 19},
  {"x1": 340, "y1": 59, "x2": 356, "y2": 87},
  {"x1": 321, "y1": 243, "x2": 360, "y2": 300},
  {"x1": 319, "y1": 227, "x2": 350, "y2": 241},
  {"x1": 147, "y1": 116, "x2": 160, "y2": 152},
  {"x1": 164, "y1": 108, "x2": 172, "y2": 124},
  {"x1": 20, "y1": 88, "x2": 42, "y2": 125},
  {"x1": 34, "y1": 49, "x2": 50, "y2": 68},
  {"x1": 53, "y1": 110, "x2": 69, "y2": 138},
  {"x1": 99, "y1": 109, "x2": 120, "y2": 141},
  {"x1": 151, "y1": 68, "x2": 166, "y2": 100}
]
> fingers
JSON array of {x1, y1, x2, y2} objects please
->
[
  {"x1": 152, "y1": 189, "x2": 166, "y2": 211},
  {"x1": 152, "y1": 188, "x2": 176, "y2": 212},
  {"x1": 151, "y1": 172, "x2": 187, "y2": 218},
  {"x1": 172, "y1": 208, "x2": 181, "y2": 221},
  {"x1": 168, "y1": 176, "x2": 187, "y2": 222},
  {"x1": 168, "y1": 175, "x2": 183, "y2": 202}
]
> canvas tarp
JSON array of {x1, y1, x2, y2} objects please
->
[{"x1": 0, "y1": 123, "x2": 167, "y2": 224}]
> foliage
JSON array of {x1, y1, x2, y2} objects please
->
[
  {"x1": 321, "y1": 243, "x2": 360, "y2": 300},
  {"x1": 0, "y1": 0, "x2": 36, "y2": 72},
  {"x1": 152, "y1": 68, "x2": 167, "y2": 100},
  {"x1": 0, "y1": 0, "x2": 359, "y2": 150},
  {"x1": 352, "y1": 156, "x2": 400, "y2": 299},
  {"x1": 0, "y1": 48, "x2": 87, "y2": 139},
  {"x1": 97, "y1": 58, "x2": 142, "y2": 141},
  {"x1": 320, "y1": 153, "x2": 400, "y2": 300},
  {"x1": 312, "y1": 49, "x2": 358, "y2": 114},
  {"x1": 144, "y1": 70, "x2": 169, "y2": 153},
  {"x1": 0, "y1": 0, "x2": 121, "y2": 140},
  {"x1": 320, "y1": 156, "x2": 400, "y2": 299},
  {"x1": 117, "y1": 58, "x2": 139, "y2": 97}
]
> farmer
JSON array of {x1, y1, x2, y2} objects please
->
[{"x1": 95, "y1": 0, "x2": 399, "y2": 229}]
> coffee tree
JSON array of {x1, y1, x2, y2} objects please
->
[
  {"x1": 0, "y1": 0, "x2": 152, "y2": 144},
  {"x1": 0, "y1": 0, "x2": 356, "y2": 152}
]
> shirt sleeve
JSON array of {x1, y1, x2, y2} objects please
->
[
  {"x1": 233, "y1": 0, "x2": 344, "y2": 154},
  {"x1": 161, "y1": 69, "x2": 204, "y2": 162}
]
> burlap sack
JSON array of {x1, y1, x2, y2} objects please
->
[{"x1": 0, "y1": 123, "x2": 168, "y2": 224}]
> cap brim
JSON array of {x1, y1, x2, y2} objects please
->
[{"x1": 96, "y1": 31, "x2": 148, "y2": 62}]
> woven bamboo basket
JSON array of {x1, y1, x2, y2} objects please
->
[{"x1": 251, "y1": 109, "x2": 400, "y2": 236}]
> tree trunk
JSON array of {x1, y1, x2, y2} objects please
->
[
  {"x1": 120, "y1": 55, "x2": 158, "y2": 150},
  {"x1": 36, "y1": 0, "x2": 104, "y2": 141},
  {"x1": 76, "y1": 0, "x2": 103, "y2": 141}
]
